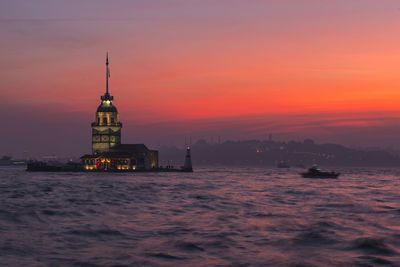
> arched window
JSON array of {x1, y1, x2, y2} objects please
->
[{"x1": 103, "y1": 117, "x2": 107, "y2": 124}]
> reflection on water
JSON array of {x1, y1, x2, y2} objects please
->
[{"x1": 0, "y1": 166, "x2": 400, "y2": 266}]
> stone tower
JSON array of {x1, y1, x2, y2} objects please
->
[{"x1": 91, "y1": 53, "x2": 122, "y2": 154}]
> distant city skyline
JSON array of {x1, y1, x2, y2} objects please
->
[{"x1": 1, "y1": 0, "x2": 400, "y2": 157}]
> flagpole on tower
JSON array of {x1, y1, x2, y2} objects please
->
[{"x1": 106, "y1": 52, "x2": 109, "y2": 96}]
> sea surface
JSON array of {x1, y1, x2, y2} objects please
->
[{"x1": 1, "y1": 166, "x2": 400, "y2": 266}]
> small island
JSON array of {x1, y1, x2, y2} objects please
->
[{"x1": 27, "y1": 54, "x2": 192, "y2": 173}]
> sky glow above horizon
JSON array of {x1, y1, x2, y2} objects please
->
[{"x1": 1, "y1": 0, "x2": 400, "y2": 157}]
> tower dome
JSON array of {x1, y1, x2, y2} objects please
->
[{"x1": 96, "y1": 102, "x2": 118, "y2": 113}]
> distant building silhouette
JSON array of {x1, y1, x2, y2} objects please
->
[{"x1": 158, "y1": 138, "x2": 400, "y2": 167}]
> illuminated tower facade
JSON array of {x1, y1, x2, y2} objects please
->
[{"x1": 91, "y1": 53, "x2": 122, "y2": 154}]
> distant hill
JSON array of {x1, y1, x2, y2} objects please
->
[{"x1": 159, "y1": 139, "x2": 400, "y2": 167}]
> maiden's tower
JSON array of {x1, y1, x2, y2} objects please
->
[{"x1": 81, "y1": 54, "x2": 158, "y2": 171}]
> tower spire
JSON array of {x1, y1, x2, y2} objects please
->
[
  {"x1": 106, "y1": 52, "x2": 109, "y2": 96},
  {"x1": 101, "y1": 52, "x2": 113, "y2": 101}
]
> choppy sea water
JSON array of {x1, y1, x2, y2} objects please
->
[{"x1": 1, "y1": 166, "x2": 400, "y2": 266}]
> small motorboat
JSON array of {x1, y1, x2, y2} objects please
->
[
  {"x1": 277, "y1": 161, "x2": 290, "y2": 168},
  {"x1": 301, "y1": 166, "x2": 340, "y2": 179}
]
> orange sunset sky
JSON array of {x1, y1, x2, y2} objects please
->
[{"x1": 1, "y1": 0, "x2": 400, "y2": 157}]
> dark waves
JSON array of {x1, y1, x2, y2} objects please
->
[{"x1": 0, "y1": 166, "x2": 400, "y2": 266}]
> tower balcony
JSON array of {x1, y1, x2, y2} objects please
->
[{"x1": 101, "y1": 93, "x2": 113, "y2": 101}]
